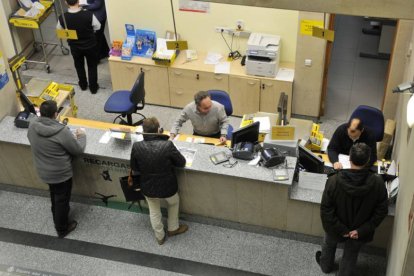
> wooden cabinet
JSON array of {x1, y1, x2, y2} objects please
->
[
  {"x1": 169, "y1": 68, "x2": 228, "y2": 108},
  {"x1": 260, "y1": 79, "x2": 293, "y2": 119},
  {"x1": 109, "y1": 61, "x2": 170, "y2": 106},
  {"x1": 228, "y1": 76, "x2": 260, "y2": 116}
]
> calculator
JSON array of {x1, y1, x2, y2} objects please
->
[
  {"x1": 210, "y1": 151, "x2": 230, "y2": 165},
  {"x1": 273, "y1": 168, "x2": 289, "y2": 181}
]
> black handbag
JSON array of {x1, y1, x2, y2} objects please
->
[{"x1": 119, "y1": 175, "x2": 145, "y2": 202}]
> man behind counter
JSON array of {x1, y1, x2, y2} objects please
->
[
  {"x1": 327, "y1": 118, "x2": 377, "y2": 170},
  {"x1": 169, "y1": 91, "x2": 229, "y2": 143}
]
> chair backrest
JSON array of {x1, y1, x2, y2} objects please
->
[
  {"x1": 130, "y1": 71, "x2": 145, "y2": 106},
  {"x1": 208, "y1": 90, "x2": 233, "y2": 116},
  {"x1": 350, "y1": 105, "x2": 385, "y2": 142}
]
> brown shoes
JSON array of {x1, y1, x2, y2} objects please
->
[
  {"x1": 156, "y1": 235, "x2": 166, "y2": 245},
  {"x1": 167, "y1": 224, "x2": 189, "y2": 237}
]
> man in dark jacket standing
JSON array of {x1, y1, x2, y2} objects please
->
[
  {"x1": 57, "y1": 0, "x2": 101, "y2": 94},
  {"x1": 27, "y1": 100, "x2": 86, "y2": 238},
  {"x1": 130, "y1": 117, "x2": 188, "y2": 245},
  {"x1": 327, "y1": 118, "x2": 377, "y2": 169},
  {"x1": 316, "y1": 143, "x2": 388, "y2": 276}
]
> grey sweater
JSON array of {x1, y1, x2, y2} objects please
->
[
  {"x1": 27, "y1": 117, "x2": 86, "y2": 184},
  {"x1": 170, "y1": 101, "x2": 229, "y2": 136}
]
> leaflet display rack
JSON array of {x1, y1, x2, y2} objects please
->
[{"x1": 8, "y1": 0, "x2": 69, "y2": 73}]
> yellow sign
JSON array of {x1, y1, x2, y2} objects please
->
[
  {"x1": 312, "y1": 27, "x2": 335, "y2": 42},
  {"x1": 300, "y1": 20, "x2": 324, "y2": 36},
  {"x1": 9, "y1": 55, "x2": 26, "y2": 72},
  {"x1": 10, "y1": 18, "x2": 39, "y2": 29},
  {"x1": 166, "y1": 40, "x2": 188, "y2": 50},
  {"x1": 271, "y1": 126, "x2": 295, "y2": 140},
  {"x1": 56, "y1": 29, "x2": 78, "y2": 40}
]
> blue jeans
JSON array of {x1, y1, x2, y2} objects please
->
[{"x1": 320, "y1": 233, "x2": 364, "y2": 276}]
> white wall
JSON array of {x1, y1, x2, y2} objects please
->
[{"x1": 105, "y1": 0, "x2": 299, "y2": 63}]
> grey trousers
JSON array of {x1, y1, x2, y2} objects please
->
[{"x1": 320, "y1": 233, "x2": 364, "y2": 276}]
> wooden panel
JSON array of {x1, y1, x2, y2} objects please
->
[
  {"x1": 229, "y1": 76, "x2": 260, "y2": 116},
  {"x1": 260, "y1": 79, "x2": 293, "y2": 119},
  {"x1": 140, "y1": 65, "x2": 170, "y2": 106},
  {"x1": 109, "y1": 61, "x2": 140, "y2": 91}
]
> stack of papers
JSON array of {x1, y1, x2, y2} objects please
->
[
  {"x1": 153, "y1": 38, "x2": 175, "y2": 60},
  {"x1": 253, "y1": 117, "x2": 271, "y2": 133}
]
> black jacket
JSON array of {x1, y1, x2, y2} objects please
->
[
  {"x1": 130, "y1": 134, "x2": 186, "y2": 198},
  {"x1": 320, "y1": 169, "x2": 388, "y2": 242},
  {"x1": 327, "y1": 123, "x2": 377, "y2": 166}
]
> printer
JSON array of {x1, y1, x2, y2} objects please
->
[{"x1": 246, "y1": 33, "x2": 281, "y2": 78}]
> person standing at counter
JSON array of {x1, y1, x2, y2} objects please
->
[
  {"x1": 57, "y1": 0, "x2": 101, "y2": 94},
  {"x1": 27, "y1": 100, "x2": 86, "y2": 238},
  {"x1": 327, "y1": 118, "x2": 377, "y2": 169},
  {"x1": 84, "y1": 0, "x2": 110, "y2": 61},
  {"x1": 130, "y1": 117, "x2": 188, "y2": 245},
  {"x1": 316, "y1": 143, "x2": 388, "y2": 276},
  {"x1": 170, "y1": 91, "x2": 229, "y2": 143}
]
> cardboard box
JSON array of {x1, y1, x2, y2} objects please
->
[{"x1": 377, "y1": 141, "x2": 389, "y2": 160}]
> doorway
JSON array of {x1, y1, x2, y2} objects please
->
[{"x1": 321, "y1": 15, "x2": 395, "y2": 121}]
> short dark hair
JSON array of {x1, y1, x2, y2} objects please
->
[
  {"x1": 347, "y1": 118, "x2": 364, "y2": 131},
  {"x1": 66, "y1": 0, "x2": 78, "y2": 6},
  {"x1": 40, "y1": 100, "x2": 58, "y2": 118},
  {"x1": 142, "y1": 117, "x2": 160, "y2": 133},
  {"x1": 349, "y1": 143, "x2": 371, "y2": 166},
  {"x1": 194, "y1": 91, "x2": 210, "y2": 106}
]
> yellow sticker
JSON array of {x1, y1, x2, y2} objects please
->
[
  {"x1": 56, "y1": 29, "x2": 78, "y2": 40},
  {"x1": 300, "y1": 20, "x2": 324, "y2": 36}
]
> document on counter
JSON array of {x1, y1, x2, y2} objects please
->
[
  {"x1": 298, "y1": 171, "x2": 327, "y2": 191},
  {"x1": 204, "y1": 52, "x2": 222, "y2": 65},
  {"x1": 99, "y1": 131, "x2": 111, "y2": 144},
  {"x1": 275, "y1": 68, "x2": 294, "y2": 82},
  {"x1": 214, "y1": 62, "x2": 230, "y2": 74},
  {"x1": 178, "y1": 147, "x2": 197, "y2": 167}
]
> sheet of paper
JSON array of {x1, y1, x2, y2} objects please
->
[
  {"x1": 338, "y1": 154, "x2": 351, "y2": 169},
  {"x1": 193, "y1": 137, "x2": 205, "y2": 143},
  {"x1": 204, "y1": 52, "x2": 222, "y2": 65},
  {"x1": 110, "y1": 132, "x2": 126, "y2": 139},
  {"x1": 214, "y1": 62, "x2": 230, "y2": 74},
  {"x1": 99, "y1": 131, "x2": 111, "y2": 144},
  {"x1": 387, "y1": 160, "x2": 397, "y2": 176},
  {"x1": 275, "y1": 68, "x2": 294, "y2": 82},
  {"x1": 248, "y1": 155, "x2": 261, "y2": 166},
  {"x1": 253, "y1": 117, "x2": 270, "y2": 132},
  {"x1": 79, "y1": 0, "x2": 88, "y2": 5},
  {"x1": 178, "y1": 148, "x2": 197, "y2": 167},
  {"x1": 321, "y1": 138, "x2": 330, "y2": 152},
  {"x1": 298, "y1": 171, "x2": 327, "y2": 191}
]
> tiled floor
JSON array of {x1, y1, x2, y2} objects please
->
[{"x1": 323, "y1": 15, "x2": 390, "y2": 122}]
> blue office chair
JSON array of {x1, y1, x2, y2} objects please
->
[
  {"x1": 104, "y1": 71, "x2": 146, "y2": 126},
  {"x1": 208, "y1": 90, "x2": 233, "y2": 139},
  {"x1": 350, "y1": 105, "x2": 384, "y2": 141}
]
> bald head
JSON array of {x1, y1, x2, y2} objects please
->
[{"x1": 347, "y1": 118, "x2": 364, "y2": 140}]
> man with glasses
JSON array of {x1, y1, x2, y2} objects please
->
[{"x1": 327, "y1": 118, "x2": 377, "y2": 170}]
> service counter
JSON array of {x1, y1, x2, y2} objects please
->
[{"x1": 0, "y1": 116, "x2": 393, "y2": 249}]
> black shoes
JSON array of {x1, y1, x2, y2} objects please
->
[
  {"x1": 58, "y1": 220, "x2": 78, "y2": 239},
  {"x1": 90, "y1": 84, "x2": 99, "y2": 94},
  {"x1": 315, "y1": 250, "x2": 339, "y2": 273},
  {"x1": 315, "y1": 250, "x2": 322, "y2": 266},
  {"x1": 79, "y1": 82, "x2": 88, "y2": 91}
]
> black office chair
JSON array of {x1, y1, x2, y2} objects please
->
[{"x1": 104, "y1": 71, "x2": 146, "y2": 126}]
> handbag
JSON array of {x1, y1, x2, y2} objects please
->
[{"x1": 119, "y1": 173, "x2": 144, "y2": 202}]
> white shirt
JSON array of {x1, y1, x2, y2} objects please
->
[{"x1": 56, "y1": 7, "x2": 101, "y2": 31}]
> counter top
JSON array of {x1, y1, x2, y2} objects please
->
[{"x1": 0, "y1": 116, "x2": 296, "y2": 185}]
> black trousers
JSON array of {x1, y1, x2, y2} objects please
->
[
  {"x1": 48, "y1": 178, "x2": 73, "y2": 233},
  {"x1": 320, "y1": 232, "x2": 364, "y2": 276},
  {"x1": 95, "y1": 19, "x2": 110, "y2": 60},
  {"x1": 70, "y1": 46, "x2": 98, "y2": 91}
]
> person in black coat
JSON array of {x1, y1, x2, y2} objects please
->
[
  {"x1": 130, "y1": 117, "x2": 188, "y2": 245},
  {"x1": 327, "y1": 118, "x2": 377, "y2": 169},
  {"x1": 316, "y1": 143, "x2": 388, "y2": 276},
  {"x1": 85, "y1": 0, "x2": 110, "y2": 60}
]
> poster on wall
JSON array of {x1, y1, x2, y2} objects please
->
[
  {"x1": 0, "y1": 51, "x2": 9, "y2": 90},
  {"x1": 300, "y1": 20, "x2": 324, "y2": 36},
  {"x1": 179, "y1": 0, "x2": 210, "y2": 13}
]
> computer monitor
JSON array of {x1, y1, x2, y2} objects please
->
[
  {"x1": 19, "y1": 91, "x2": 36, "y2": 115},
  {"x1": 231, "y1": 121, "x2": 260, "y2": 148},
  {"x1": 298, "y1": 144, "x2": 324, "y2": 173}
]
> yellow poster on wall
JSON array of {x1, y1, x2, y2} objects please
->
[{"x1": 300, "y1": 20, "x2": 324, "y2": 36}]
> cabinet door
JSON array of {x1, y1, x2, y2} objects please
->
[
  {"x1": 260, "y1": 79, "x2": 293, "y2": 119},
  {"x1": 109, "y1": 61, "x2": 140, "y2": 91},
  {"x1": 229, "y1": 76, "x2": 260, "y2": 116},
  {"x1": 169, "y1": 69, "x2": 229, "y2": 108},
  {"x1": 109, "y1": 61, "x2": 170, "y2": 106},
  {"x1": 140, "y1": 65, "x2": 170, "y2": 106}
]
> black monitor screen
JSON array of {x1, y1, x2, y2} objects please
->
[
  {"x1": 19, "y1": 91, "x2": 36, "y2": 115},
  {"x1": 298, "y1": 144, "x2": 324, "y2": 173},
  {"x1": 231, "y1": 121, "x2": 260, "y2": 148}
]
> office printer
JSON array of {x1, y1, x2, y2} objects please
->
[{"x1": 246, "y1": 33, "x2": 281, "y2": 78}]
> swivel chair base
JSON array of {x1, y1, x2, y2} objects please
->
[{"x1": 113, "y1": 112, "x2": 146, "y2": 126}]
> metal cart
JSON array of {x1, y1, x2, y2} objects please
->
[{"x1": 8, "y1": 0, "x2": 69, "y2": 73}]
